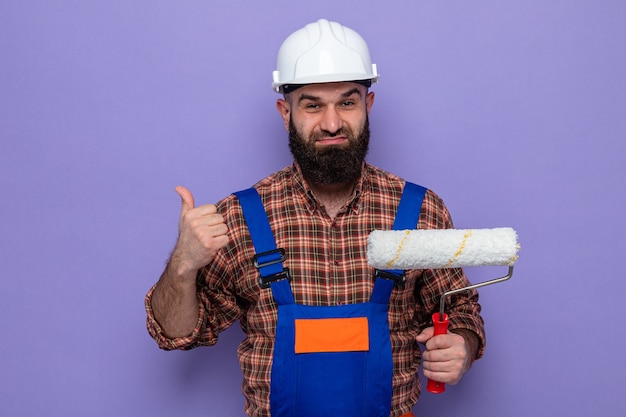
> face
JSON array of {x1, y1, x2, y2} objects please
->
[{"x1": 276, "y1": 82, "x2": 375, "y2": 185}]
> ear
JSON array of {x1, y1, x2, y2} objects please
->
[
  {"x1": 276, "y1": 98, "x2": 291, "y2": 131},
  {"x1": 365, "y1": 91, "x2": 375, "y2": 114}
]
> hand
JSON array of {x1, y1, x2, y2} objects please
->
[
  {"x1": 416, "y1": 327, "x2": 471, "y2": 385},
  {"x1": 169, "y1": 186, "x2": 229, "y2": 277}
]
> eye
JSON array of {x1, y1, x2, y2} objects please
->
[
  {"x1": 302, "y1": 104, "x2": 323, "y2": 113},
  {"x1": 341, "y1": 100, "x2": 356, "y2": 107}
]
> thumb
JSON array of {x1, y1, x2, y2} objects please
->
[
  {"x1": 416, "y1": 327, "x2": 435, "y2": 343},
  {"x1": 175, "y1": 185, "x2": 195, "y2": 216}
]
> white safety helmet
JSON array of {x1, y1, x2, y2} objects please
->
[{"x1": 272, "y1": 19, "x2": 379, "y2": 94}]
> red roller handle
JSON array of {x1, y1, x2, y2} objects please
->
[{"x1": 426, "y1": 312, "x2": 449, "y2": 394}]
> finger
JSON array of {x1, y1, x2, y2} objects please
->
[
  {"x1": 192, "y1": 204, "x2": 220, "y2": 217},
  {"x1": 422, "y1": 357, "x2": 465, "y2": 385},
  {"x1": 188, "y1": 211, "x2": 226, "y2": 232},
  {"x1": 423, "y1": 368, "x2": 456, "y2": 385},
  {"x1": 422, "y1": 346, "x2": 447, "y2": 363},
  {"x1": 422, "y1": 357, "x2": 450, "y2": 372},
  {"x1": 202, "y1": 221, "x2": 229, "y2": 238},
  {"x1": 427, "y1": 332, "x2": 466, "y2": 352},
  {"x1": 175, "y1": 186, "x2": 195, "y2": 217},
  {"x1": 211, "y1": 233, "x2": 230, "y2": 250}
]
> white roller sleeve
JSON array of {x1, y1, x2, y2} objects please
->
[{"x1": 367, "y1": 227, "x2": 520, "y2": 269}]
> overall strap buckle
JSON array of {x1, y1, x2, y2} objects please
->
[
  {"x1": 374, "y1": 269, "x2": 406, "y2": 287},
  {"x1": 253, "y1": 248, "x2": 287, "y2": 269},
  {"x1": 259, "y1": 268, "x2": 292, "y2": 289},
  {"x1": 254, "y1": 248, "x2": 292, "y2": 289}
]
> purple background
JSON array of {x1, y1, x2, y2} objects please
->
[{"x1": 2, "y1": 1, "x2": 625, "y2": 416}]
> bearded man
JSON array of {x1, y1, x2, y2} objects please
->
[{"x1": 145, "y1": 19, "x2": 485, "y2": 417}]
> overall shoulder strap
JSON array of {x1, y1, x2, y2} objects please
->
[
  {"x1": 372, "y1": 181, "x2": 427, "y2": 299},
  {"x1": 392, "y1": 182, "x2": 427, "y2": 230},
  {"x1": 233, "y1": 188, "x2": 293, "y2": 302}
]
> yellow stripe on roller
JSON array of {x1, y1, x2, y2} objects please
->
[
  {"x1": 507, "y1": 245, "x2": 521, "y2": 265},
  {"x1": 445, "y1": 230, "x2": 473, "y2": 267},
  {"x1": 385, "y1": 230, "x2": 411, "y2": 269}
]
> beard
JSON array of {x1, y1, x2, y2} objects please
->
[{"x1": 288, "y1": 117, "x2": 370, "y2": 185}]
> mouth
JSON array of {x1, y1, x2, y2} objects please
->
[{"x1": 315, "y1": 136, "x2": 348, "y2": 147}]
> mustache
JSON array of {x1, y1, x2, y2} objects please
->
[
  {"x1": 304, "y1": 127, "x2": 351, "y2": 146},
  {"x1": 315, "y1": 128, "x2": 347, "y2": 138}
]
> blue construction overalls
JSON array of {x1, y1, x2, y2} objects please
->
[{"x1": 234, "y1": 182, "x2": 426, "y2": 417}]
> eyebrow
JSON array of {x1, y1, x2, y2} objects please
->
[{"x1": 297, "y1": 87, "x2": 363, "y2": 104}]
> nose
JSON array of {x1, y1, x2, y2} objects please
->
[{"x1": 320, "y1": 106, "x2": 343, "y2": 135}]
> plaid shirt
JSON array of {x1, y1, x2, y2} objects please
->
[{"x1": 146, "y1": 162, "x2": 485, "y2": 417}]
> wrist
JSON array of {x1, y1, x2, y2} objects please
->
[{"x1": 166, "y1": 251, "x2": 201, "y2": 282}]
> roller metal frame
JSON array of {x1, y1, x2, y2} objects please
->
[{"x1": 438, "y1": 266, "x2": 515, "y2": 321}]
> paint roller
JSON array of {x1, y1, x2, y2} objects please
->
[{"x1": 367, "y1": 227, "x2": 520, "y2": 394}]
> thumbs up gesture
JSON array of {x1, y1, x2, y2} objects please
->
[{"x1": 169, "y1": 186, "x2": 229, "y2": 276}]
